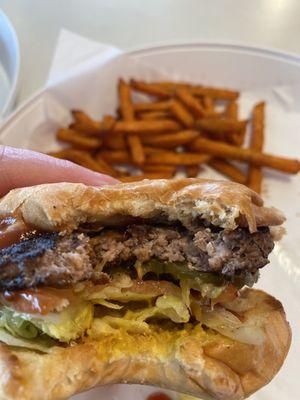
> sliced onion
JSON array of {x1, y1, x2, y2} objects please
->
[
  {"x1": 200, "y1": 307, "x2": 265, "y2": 345},
  {"x1": 220, "y1": 297, "x2": 255, "y2": 313}
]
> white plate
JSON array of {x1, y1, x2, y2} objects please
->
[
  {"x1": 0, "y1": 9, "x2": 20, "y2": 120},
  {"x1": 0, "y1": 42, "x2": 300, "y2": 400}
]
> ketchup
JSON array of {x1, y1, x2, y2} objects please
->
[
  {"x1": 0, "y1": 214, "x2": 40, "y2": 249},
  {"x1": 1, "y1": 288, "x2": 75, "y2": 315},
  {"x1": 147, "y1": 393, "x2": 172, "y2": 400}
]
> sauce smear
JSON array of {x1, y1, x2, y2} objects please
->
[
  {"x1": 0, "y1": 214, "x2": 38, "y2": 249},
  {"x1": 1, "y1": 288, "x2": 75, "y2": 315},
  {"x1": 147, "y1": 393, "x2": 172, "y2": 400}
]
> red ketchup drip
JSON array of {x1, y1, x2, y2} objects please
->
[
  {"x1": 147, "y1": 393, "x2": 172, "y2": 400},
  {"x1": 1, "y1": 288, "x2": 75, "y2": 315},
  {"x1": 0, "y1": 214, "x2": 39, "y2": 249}
]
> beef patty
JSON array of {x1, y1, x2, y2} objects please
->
[{"x1": 0, "y1": 224, "x2": 274, "y2": 290}]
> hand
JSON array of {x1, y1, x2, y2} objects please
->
[{"x1": 0, "y1": 146, "x2": 118, "y2": 197}]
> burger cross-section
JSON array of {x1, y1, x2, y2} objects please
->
[{"x1": 0, "y1": 178, "x2": 291, "y2": 400}]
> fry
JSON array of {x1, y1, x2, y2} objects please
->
[
  {"x1": 169, "y1": 100, "x2": 195, "y2": 128},
  {"x1": 99, "y1": 150, "x2": 131, "y2": 164},
  {"x1": 71, "y1": 113, "x2": 115, "y2": 136},
  {"x1": 209, "y1": 159, "x2": 247, "y2": 184},
  {"x1": 70, "y1": 121, "x2": 102, "y2": 136},
  {"x1": 155, "y1": 81, "x2": 239, "y2": 101},
  {"x1": 196, "y1": 118, "x2": 247, "y2": 144},
  {"x1": 72, "y1": 110, "x2": 95, "y2": 125},
  {"x1": 175, "y1": 88, "x2": 206, "y2": 118},
  {"x1": 231, "y1": 131, "x2": 246, "y2": 146},
  {"x1": 225, "y1": 101, "x2": 238, "y2": 119},
  {"x1": 248, "y1": 102, "x2": 265, "y2": 193},
  {"x1": 196, "y1": 118, "x2": 247, "y2": 133},
  {"x1": 56, "y1": 128, "x2": 102, "y2": 150},
  {"x1": 142, "y1": 165, "x2": 176, "y2": 173},
  {"x1": 127, "y1": 135, "x2": 145, "y2": 165},
  {"x1": 142, "y1": 130, "x2": 200, "y2": 148},
  {"x1": 101, "y1": 115, "x2": 116, "y2": 131},
  {"x1": 53, "y1": 79, "x2": 297, "y2": 187},
  {"x1": 153, "y1": 82, "x2": 191, "y2": 91},
  {"x1": 190, "y1": 86, "x2": 239, "y2": 100},
  {"x1": 48, "y1": 149, "x2": 114, "y2": 175},
  {"x1": 138, "y1": 111, "x2": 170, "y2": 120},
  {"x1": 70, "y1": 110, "x2": 102, "y2": 135},
  {"x1": 249, "y1": 102, "x2": 265, "y2": 151},
  {"x1": 47, "y1": 149, "x2": 76, "y2": 159},
  {"x1": 191, "y1": 137, "x2": 300, "y2": 174},
  {"x1": 248, "y1": 168, "x2": 263, "y2": 193},
  {"x1": 118, "y1": 79, "x2": 134, "y2": 121},
  {"x1": 186, "y1": 165, "x2": 200, "y2": 177},
  {"x1": 103, "y1": 134, "x2": 127, "y2": 150},
  {"x1": 94, "y1": 153, "x2": 121, "y2": 177},
  {"x1": 119, "y1": 172, "x2": 173, "y2": 182},
  {"x1": 133, "y1": 101, "x2": 171, "y2": 112},
  {"x1": 131, "y1": 80, "x2": 239, "y2": 100},
  {"x1": 143, "y1": 146, "x2": 170, "y2": 155},
  {"x1": 118, "y1": 80, "x2": 145, "y2": 166},
  {"x1": 114, "y1": 119, "x2": 181, "y2": 134},
  {"x1": 203, "y1": 96, "x2": 214, "y2": 113},
  {"x1": 146, "y1": 150, "x2": 210, "y2": 166},
  {"x1": 130, "y1": 79, "x2": 170, "y2": 99},
  {"x1": 223, "y1": 101, "x2": 243, "y2": 145}
]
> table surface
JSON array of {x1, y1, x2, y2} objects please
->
[{"x1": 1, "y1": 0, "x2": 300, "y2": 105}]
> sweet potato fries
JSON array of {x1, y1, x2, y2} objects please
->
[{"x1": 48, "y1": 79, "x2": 300, "y2": 193}]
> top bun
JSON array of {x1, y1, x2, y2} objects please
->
[{"x1": 0, "y1": 178, "x2": 285, "y2": 233}]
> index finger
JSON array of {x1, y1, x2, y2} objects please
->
[{"x1": 0, "y1": 146, "x2": 118, "y2": 197}]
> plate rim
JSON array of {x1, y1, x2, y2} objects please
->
[
  {"x1": 128, "y1": 41, "x2": 300, "y2": 65},
  {"x1": 0, "y1": 9, "x2": 20, "y2": 119},
  {"x1": 2, "y1": 41, "x2": 300, "y2": 138}
]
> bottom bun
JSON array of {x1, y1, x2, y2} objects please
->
[{"x1": 0, "y1": 289, "x2": 291, "y2": 400}]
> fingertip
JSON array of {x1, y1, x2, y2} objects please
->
[
  {"x1": 88, "y1": 174, "x2": 120, "y2": 186},
  {"x1": 51, "y1": 157, "x2": 120, "y2": 186}
]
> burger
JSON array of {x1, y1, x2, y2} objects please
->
[{"x1": 0, "y1": 179, "x2": 291, "y2": 400}]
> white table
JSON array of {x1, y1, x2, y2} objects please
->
[{"x1": 1, "y1": 0, "x2": 300, "y2": 105}]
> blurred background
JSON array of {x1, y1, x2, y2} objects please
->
[{"x1": 1, "y1": 0, "x2": 300, "y2": 104}]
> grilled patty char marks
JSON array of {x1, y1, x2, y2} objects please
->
[
  {"x1": 0, "y1": 233, "x2": 94, "y2": 289},
  {"x1": 0, "y1": 224, "x2": 274, "y2": 290}
]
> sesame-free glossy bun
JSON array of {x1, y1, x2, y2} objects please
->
[{"x1": 0, "y1": 179, "x2": 285, "y2": 233}]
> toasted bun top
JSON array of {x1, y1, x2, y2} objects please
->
[{"x1": 0, "y1": 178, "x2": 285, "y2": 233}]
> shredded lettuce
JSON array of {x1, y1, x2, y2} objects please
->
[
  {"x1": 91, "y1": 315, "x2": 151, "y2": 335},
  {"x1": 0, "y1": 328, "x2": 55, "y2": 353},
  {"x1": 87, "y1": 285, "x2": 155, "y2": 303},
  {"x1": 0, "y1": 309, "x2": 39, "y2": 339},
  {"x1": 90, "y1": 294, "x2": 190, "y2": 337},
  {"x1": 33, "y1": 302, "x2": 93, "y2": 342},
  {"x1": 86, "y1": 272, "x2": 156, "y2": 304},
  {"x1": 0, "y1": 302, "x2": 93, "y2": 343}
]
